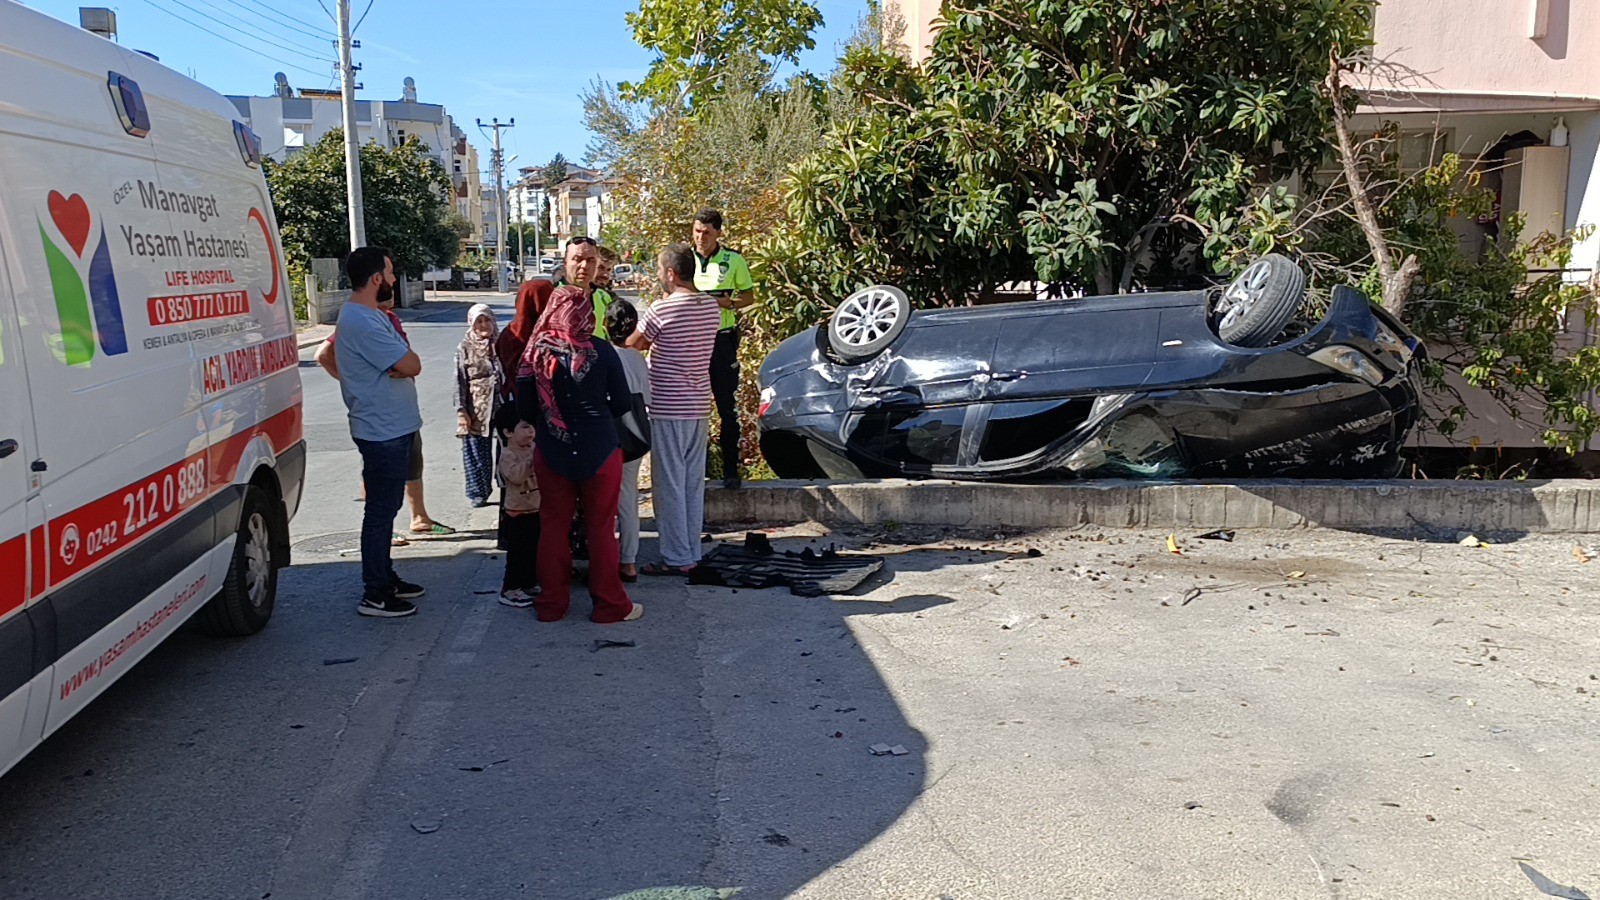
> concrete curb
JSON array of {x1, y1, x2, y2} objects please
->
[
  {"x1": 296, "y1": 323, "x2": 334, "y2": 349},
  {"x1": 704, "y1": 478, "x2": 1600, "y2": 534}
]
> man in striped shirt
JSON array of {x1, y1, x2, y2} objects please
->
[{"x1": 627, "y1": 243, "x2": 723, "y2": 574}]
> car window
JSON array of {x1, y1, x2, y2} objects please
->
[
  {"x1": 848, "y1": 407, "x2": 967, "y2": 467},
  {"x1": 979, "y1": 399, "x2": 1094, "y2": 462}
]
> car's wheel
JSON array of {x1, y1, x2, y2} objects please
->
[
  {"x1": 828, "y1": 285, "x2": 910, "y2": 363},
  {"x1": 1215, "y1": 254, "x2": 1306, "y2": 347},
  {"x1": 196, "y1": 486, "x2": 278, "y2": 637}
]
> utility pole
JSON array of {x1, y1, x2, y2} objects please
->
[
  {"x1": 336, "y1": 0, "x2": 366, "y2": 249},
  {"x1": 514, "y1": 183, "x2": 525, "y2": 275},
  {"x1": 477, "y1": 117, "x2": 514, "y2": 292}
]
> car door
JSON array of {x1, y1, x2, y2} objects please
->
[{"x1": 0, "y1": 252, "x2": 42, "y2": 768}]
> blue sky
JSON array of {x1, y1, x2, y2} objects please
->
[{"x1": 23, "y1": 0, "x2": 866, "y2": 169}]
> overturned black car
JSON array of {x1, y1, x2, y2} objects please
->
[{"x1": 757, "y1": 256, "x2": 1424, "y2": 481}]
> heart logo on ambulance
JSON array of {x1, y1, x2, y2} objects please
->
[{"x1": 39, "y1": 190, "x2": 129, "y2": 367}]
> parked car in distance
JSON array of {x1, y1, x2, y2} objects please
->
[
  {"x1": 462, "y1": 269, "x2": 481, "y2": 287},
  {"x1": 611, "y1": 263, "x2": 636, "y2": 287},
  {"x1": 758, "y1": 256, "x2": 1425, "y2": 482},
  {"x1": 540, "y1": 257, "x2": 558, "y2": 273}
]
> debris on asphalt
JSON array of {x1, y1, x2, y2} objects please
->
[
  {"x1": 761, "y1": 830, "x2": 792, "y2": 846},
  {"x1": 1181, "y1": 587, "x2": 1203, "y2": 606},
  {"x1": 1517, "y1": 862, "x2": 1591, "y2": 899},
  {"x1": 868, "y1": 743, "x2": 910, "y2": 756},
  {"x1": 689, "y1": 534, "x2": 885, "y2": 596},
  {"x1": 1026, "y1": 547, "x2": 1043, "y2": 558},
  {"x1": 1166, "y1": 534, "x2": 1182, "y2": 555},
  {"x1": 472, "y1": 589, "x2": 498, "y2": 595},
  {"x1": 1196, "y1": 530, "x2": 1236, "y2": 542},
  {"x1": 1575, "y1": 546, "x2": 1593, "y2": 564},
  {"x1": 322, "y1": 657, "x2": 359, "y2": 666},
  {"x1": 592, "y1": 639, "x2": 636, "y2": 652},
  {"x1": 1183, "y1": 801, "x2": 1203, "y2": 810},
  {"x1": 411, "y1": 818, "x2": 442, "y2": 835},
  {"x1": 1457, "y1": 533, "x2": 1490, "y2": 548},
  {"x1": 457, "y1": 758, "x2": 511, "y2": 772}
]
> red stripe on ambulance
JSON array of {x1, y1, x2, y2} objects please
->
[
  {"x1": 42, "y1": 404, "x2": 302, "y2": 592},
  {"x1": 0, "y1": 534, "x2": 24, "y2": 619}
]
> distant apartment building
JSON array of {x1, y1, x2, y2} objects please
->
[
  {"x1": 517, "y1": 163, "x2": 614, "y2": 245},
  {"x1": 229, "y1": 74, "x2": 483, "y2": 245}
]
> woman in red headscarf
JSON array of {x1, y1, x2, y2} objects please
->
[
  {"x1": 496, "y1": 279, "x2": 552, "y2": 400},
  {"x1": 514, "y1": 286, "x2": 640, "y2": 624}
]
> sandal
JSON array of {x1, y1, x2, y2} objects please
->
[
  {"x1": 410, "y1": 522, "x2": 457, "y2": 536},
  {"x1": 640, "y1": 562, "x2": 694, "y2": 577},
  {"x1": 619, "y1": 565, "x2": 638, "y2": 584},
  {"x1": 390, "y1": 533, "x2": 410, "y2": 547}
]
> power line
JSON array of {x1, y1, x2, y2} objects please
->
[
  {"x1": 313, "y1": 0, "x2": 334, "y2": 21},
  {"x1": 132, "y1": 0, "x2": 332, "y2": 78},
  {"x1": 242, "y1": 0, "x2": 331, "y2": 32},
  {"x1": 148, "y1": 0, "x2": 337, "y2": 61},
  {"x1": 351, "y1": 0, "x2": 374, "y2": 33},
  {"x1": 203, "y1": 0, "x2": 332, "y2": 43}
]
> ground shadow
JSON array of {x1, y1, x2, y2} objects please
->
[{"x1": 0, "y1": 540, "x2": 968, "y2": 900}]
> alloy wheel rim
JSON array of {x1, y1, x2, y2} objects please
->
[
  {"x1": 1219, "y1": 261, "x2": 1271, "y2": 329},
  {"x1": 836, "y1": 289, "x2": 902, "y2": 347},
  {"x1": 245, "y1": 512, "x2": 270, "y2": 608}
]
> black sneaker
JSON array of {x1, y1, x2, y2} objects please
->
[
  {"x1": 358, "y1": 595, "x2": 418, "y2": 618},
  {"x1": 391, "y1": 578, "x2": 426, "y2": 600}
]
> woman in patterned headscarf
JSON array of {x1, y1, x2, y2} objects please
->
[
  {"x1": 514, "y1": 286, "x2": 640, "y2": 624},
  {"x1": 455, "y1": 303, "x2": 501, "y2": 507}
]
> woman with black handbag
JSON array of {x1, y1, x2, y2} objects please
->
[{"x1": 515, "y1": 286, "x2": 641, "y2": 624}]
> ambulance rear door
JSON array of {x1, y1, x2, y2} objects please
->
[{"x1": 0, "y1": 240, "x2": 43, "y2": 772}]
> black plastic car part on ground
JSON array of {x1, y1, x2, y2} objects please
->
[{"x1": 757, "y1": 272, "x2": 1425, "y2": 482}]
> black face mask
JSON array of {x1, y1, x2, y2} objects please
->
[{"x1": 376, "y1": 279, "x2": 394, "y2": 305}]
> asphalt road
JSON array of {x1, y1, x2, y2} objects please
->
[{"x1": 1, "y1": 293, "x2": 1598, "y2": 899}]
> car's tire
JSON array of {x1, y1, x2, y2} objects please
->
[
  {"x1": 1215, "y1": 254, "x2": 1306, "y2": 347},
  {"x1": 828, "y1": 285, "x2": 911, "y2": 363},
  {"x1": 195, "y1": 485, "x2": 278, "y2": 637}
]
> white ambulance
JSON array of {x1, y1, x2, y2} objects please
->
[{"x1": 0, "y1": 1, "x2": 305, "y2": 777}]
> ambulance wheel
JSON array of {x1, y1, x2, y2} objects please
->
[{"x1": 197, "y1": 486, "x2": 278, "y2": 637}]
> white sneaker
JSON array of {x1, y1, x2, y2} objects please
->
[
  {"x1": 622, "y1": 602, "x2": 644, "y2": 621},
  {"x1": 499, "y1": 589, "x2": 535, "y2": 609}
]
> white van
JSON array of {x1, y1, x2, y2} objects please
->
[{"x1": 0, "y1": 1, "x2": 304, "y2": 777}]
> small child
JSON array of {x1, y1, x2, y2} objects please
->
[
  {"x1": 606, "y1": 300, "x2": 651, "y2": 583},
  {"x1": 494, "y1": 403, "x2": 541, "y2": 607}
]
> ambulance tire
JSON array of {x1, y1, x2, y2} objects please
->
[{"x1": 197, "y1": 486, "x2": 278, "y2": 637}]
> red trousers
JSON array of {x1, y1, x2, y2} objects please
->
[{"x1": 533, "y1": 449, "x2": 633, "y2": 623}]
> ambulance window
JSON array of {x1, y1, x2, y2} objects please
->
[
  {"x1": 232, "y1": 121, "x2": 262, "y2": 167},
  {"x1": 107, "y1": 72, "x2": 151, "y2": 138}
]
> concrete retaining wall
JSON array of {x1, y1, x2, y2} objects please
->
[{"x1": 703, "y1": 479, "x2": 1600, "y2": 534}]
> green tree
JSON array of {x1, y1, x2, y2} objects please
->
[
  {"x1": 583, "y1": 59, "x2": 826, "y2": 273},
  {"x1": 622, "y1": 0, "x2": 825, "y2": 107},
  {"x1": 763, "y1": 0, "x2": 1374, "y2": 317},
  {"x1": 263, "y1": 130, "x2": 460, "y2": 278},
  {"x1": 542, "y1": 153, "x2": 571, "y2": 189}
]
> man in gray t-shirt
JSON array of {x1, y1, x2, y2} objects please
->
[{"x1": 334, "y1": 248, "x2": 427, "y2": 618}]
